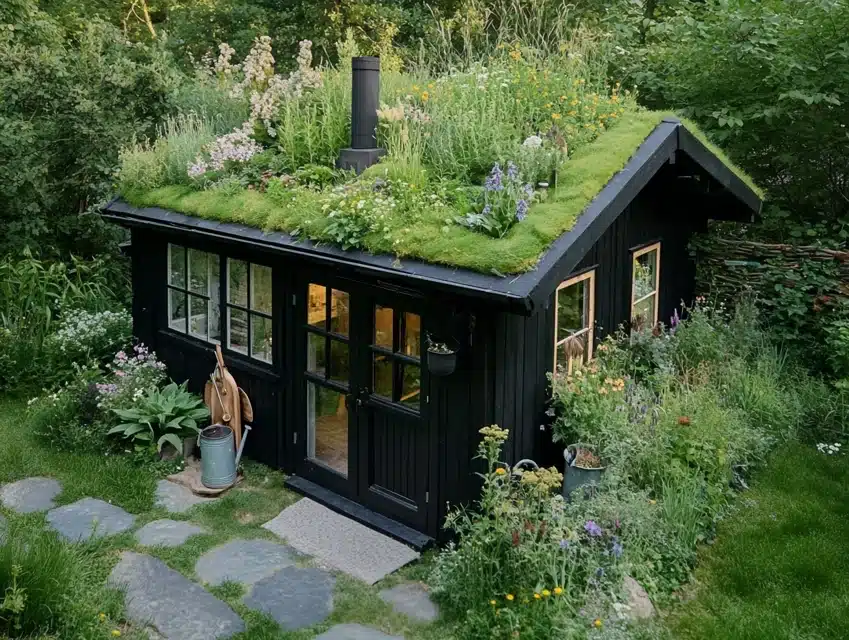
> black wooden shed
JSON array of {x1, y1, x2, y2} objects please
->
[{"x1": 103, "y1": 118, "x2": 762, "y2": 547}]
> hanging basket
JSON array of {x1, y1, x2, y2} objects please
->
[{"x1": 427, "y1": 348, "x2": 457, "y2": 376}]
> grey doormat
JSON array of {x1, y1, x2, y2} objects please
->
[{"x1": 263, "y1": 498, "x2": 419, "y2": 585}]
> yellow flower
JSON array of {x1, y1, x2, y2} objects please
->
[
  {"x1": 494, "y1": 467, "x2": 507, "y2": 476},
  {"x1": 542, "y1": 589, "x2": 551, "y2": 598},
  {"x1": 534, "y1": 593, "x2": 542, "y2": 600},
  {"x1": 490, "y1": 600, "x2": 497, "y2": 606},
  {"x1": 421, "y1": 91, "x2": 429, "y2": 102},
  {"x1": 554, "y1": 587, "x2": 563, "y2": 595},
  {"x1": 99, "y1": 613, "x2": 106, "y2": 622},
  {"x1": 544, "y1": 102, "x2": 553, "y2": 109},
  {"x1": 506, "y1": 594, "x2": 515, "y2": 601},
  {"x1": 568, "y1": 110, "x2": 577, "y2": 117},
  {"x1": 427, "y1": 83, "x2": 434, "y2": 89},
  {"x1": 510, "y1": 49, "x2": 522, "y2": 61},
  {"x1": 649, "y1": 499, "x2": 657, "y2": 505},
  {"x1": 412, "y1": 84, "x2": 420, "y2": 92},
  {"x1": 551, "y1": 113, "x2": 562, "y2": 120},
  {"x1": 112, "y1": 631, "x2": 122, "y2": 638},
  {"x1": 593, "y1": 618, "x2": 603, "y2": 628}
]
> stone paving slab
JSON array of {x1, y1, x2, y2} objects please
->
[
  {"x1": 195, "y1": 539, "x2": 298, "y2": 587},
  {"x1": 0, "y1": 477, "x2": 62, "y2": 513},
  {"x1": 109, "y1": 551, "x2": 244, "y2": 640},
  {"x1": 263, "y1": 499, "x2": 419, "y2": 585},
  {"x1": 243, "y1": 566, "x2": 335, "y2": 630},
  {"x1": 136, "y1": 519, "x2": 206, "y2": 547},
  {"x1": 314, "y1": 623, "x2": 403, "y2": 639},
  {"x1": 379, "y1": 583, "x2": 439, "y2": 622},
  {"x1": 46, "y1": 498, "x2": 135, "y2": 542},
  {"x1": 155, "y1": 480, "x2": 215, "y2": 514}
]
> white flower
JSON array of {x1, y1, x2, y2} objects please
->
[{"x1": 522, "y1": 135, "x2": 543, "y2": 148}]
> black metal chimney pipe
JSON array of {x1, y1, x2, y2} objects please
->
[{"x1": 337, "y1": 56, "x2": 385, "y2": 173}]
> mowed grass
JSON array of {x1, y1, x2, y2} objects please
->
[
  {"x1": 665, "y1": 446, "x2": 849, "y2": 640},
  {"x1": 0, "y1": 395, "x2": 452, "y2": 639}
]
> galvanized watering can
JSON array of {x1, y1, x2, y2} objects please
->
[{"x1": 199, "y1": 423, "x2": 252, "y2": 489}]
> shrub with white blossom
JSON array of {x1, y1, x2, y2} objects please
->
[{"x1": 43, "y1": 309, "x2": 132, "y2": 377}]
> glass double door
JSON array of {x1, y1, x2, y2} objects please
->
[{"x1": 297, "y1": 280, "x2": 430, "y2": 531}]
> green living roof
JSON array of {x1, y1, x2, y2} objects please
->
[{"x1": 123, "y1": 111, "x2": 763, "y2": 275}]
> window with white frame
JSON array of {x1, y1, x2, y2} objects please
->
[
  {"x1": 226, "y1": 259, "x2": 273, "y2": 363},
  {"x1": 631, "y1": 242, "x2": 661, "y2": 330},
  {"x1": 167, "y1": 244, "x2": 221, "y2": 342},
  {"x1": 554, "y1": 270, "x2": 595, "y2": 373}
]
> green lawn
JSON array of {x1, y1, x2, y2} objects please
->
[
  {"x1": 0, "y1": 396, "x2": 450, "y2": 639},
  {"x1": 665, "y1": 446, "x2": 849, "y2": 640}
]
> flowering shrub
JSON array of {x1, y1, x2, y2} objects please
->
[
  {"x1": 458, "y1": 162, "x2": 536, "y2": 237},
  {"x1": 96, "y1": 344, "x2": 168, "y2": 418},
  {"x1": 42, "y1": 310, "x2": 132, "y2": 380}
]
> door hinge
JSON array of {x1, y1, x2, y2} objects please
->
[
  {"x1": 426, "y1": 395, "x2": 430, "y2": 404},
  {"x1": 425, "y1": 491, "x2": 429, "y2": 504},
  {"x1": 293, "y1": 432, "x2": 298, "y2": 444}
]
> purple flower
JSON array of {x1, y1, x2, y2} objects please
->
[
  {"x1": 506, "y1": 161, "x2": 519, "y2": 180},
  {"x1": 484, "y1": 163, "x2": 504, "y2": 192},
  {"x1": 611, "y1": 537, "x2": 623, "y2": 558},
  {"x1": 584, "y1": 520, "x2": 603, "y2": 537},
  {"x1": 559, "y1": 539, "x2": 571, "y2": 550},
  {"x1": 482, "y1": 204, "x2": 492, "y2": 216},
  {"x1": 670, "y1": 308, "x2": 681, "y2": 328},
  {"x1": 595, "y1": 566, "x2": 605, "y2": 577},
  {"x1": 515, "y1": 199, "x2": 529, "y2": 221}
]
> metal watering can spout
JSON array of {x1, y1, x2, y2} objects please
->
[{"x1": 234, "y1": 425, "x2": 252, "y2": 468}]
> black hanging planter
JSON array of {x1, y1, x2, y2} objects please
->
[{"x1": 427, "y1": 348, "x2": 457, "y2": 377}]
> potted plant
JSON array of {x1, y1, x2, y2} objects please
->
[
  {"x1": 426, "y1": 336, "x2": 458, "y2": 376},
  {"x1": 562, "y1": 443, "x2": 606, "y2": 499}
]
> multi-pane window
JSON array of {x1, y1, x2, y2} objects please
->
[
  {"x1": 372, "y1": 307, "x2": 422, "y2": 411},
  {"x1": 227, "y1": 260, "x2": 273, "y2": 363},
  {"x1": 306, "y1": 284, "x2": 351, "y2": 476},
  {"x1": 554, "y1": 270, "x2": 595, "y2": 373},
  {"x1": 167, "y1": 244, "x2": 221, "y2": 343},
  {"x1": 631, "y1": 243, "x2": 661, "y2": 329}
]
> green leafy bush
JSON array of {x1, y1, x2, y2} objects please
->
[
  {"x1": 42, "y1": 310, "x2": 132, "y2": 382},
  {"x1": 109, "y1": 381, "x2": 209, "y2": 454}
]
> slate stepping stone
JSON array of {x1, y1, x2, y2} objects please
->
[
  {"x1": 0, "y1": 477, "x2": 62, "y2": 513},
  {"x1": 155, "y1": 480, "x2": 214, "y2": 514},
  {"x1": 195, "y1": 539, "x2": 297, "y2": 587},
  {"x1": 379, "y1": 583, "x2": 439, "y2": 622},
  {"x1": 314, "y1": 624, "x2": 403, "y2": 639},
  {"x1": 45, "y1": 498, "x2": 135, "y2": 542},
  {"x1": 136, "y1": 519, "x2": 206, "y2": 547},
  {"x1": 109, "y1": 551, "x2": 244, "y2": 640},
  {"x1": 244, "y1": 566, "x2": 335, "y2": 630}
]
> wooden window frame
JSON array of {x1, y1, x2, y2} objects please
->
[
  {"x1": 631, "y1": 242, "x2": 661, "y2": 328},
  {"x1": 370, "y1": 307, "x2": 422, "y2": 412},
  {"x1": 305, "y1": 284, "x2": 351, "y2": 393},
  {"x1": 166, "y1": 243, "x2": 220, "y2": 343},
  {"x1": 554, "y1": 269, "x2": 596, "y2": 374},
  {"x1": 226, "y1": 258, "x2": 274, "y2": 364}
]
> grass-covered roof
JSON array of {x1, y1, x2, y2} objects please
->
[{"x1": 116, "y1": 38, "x2": 762, "y2": 275}]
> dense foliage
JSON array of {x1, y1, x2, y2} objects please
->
[{"x1": 431, "y1": 301, "x2": 847, "y2": 637}]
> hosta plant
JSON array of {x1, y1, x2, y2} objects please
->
[{"x1": 109, "y1": 382, "x2": 209, "y2": 453}]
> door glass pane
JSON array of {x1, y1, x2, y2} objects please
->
[
  {"x1": 633, "y1": 250, "x2": 658, "y2": 300},
  {"x1": 402, "y1": 312, "x2": 421, "y2": 358},
  {"x1": 329, "y1": 339, "x2": 349, "y2": 385},
  {"x1": 188, "y1": 249, "x2": 208, "y2": 294},
  {"x1": 228, "y1": 308, "x2": 248, "y2": 354},
  {"x1": 558, "y1": 280, "x2": 587, "y2": 340},
  {"x1": 374, "y1": 306, "x2": 393, "y2": 349},
  {"x1": 307, "y1": 382, "x2": 348, "y2": 476},
  {"x1": 168, "y1": 288, "x2": 186, "y2": 332},
  {"x1": 251, "y1": 314, "x2": 273, "y2": 363},
  {"x1": 400, "y1": 364, "x2": 421, "y2": 410},
  {"x1": 632, "y1": 295, "x2": 656, "y2": 328},
  {"x1": 189, "y1": 295, "x2": 208, "y2": 338},
  {"x1": 308, "y1": 284, "x2": 327, "y2": 330},
  {"x1": 251, "y1": 264, "x2": 273, "y2": 314},
  {"x1": 228, "y1": 259, "x2": 249, "y2": 306},
  {"x1": 307, "y1": 332, "x2": 326, "y2": 376},
  {"x1": 330, "y1": 290, "x2": 350, "y2": 336},
  {"x1": 168, "y1": 244, "x2": 185, "y2": 288},
  {"x1": 373, "y1": 354, "x2": 393, "y2": 399}
]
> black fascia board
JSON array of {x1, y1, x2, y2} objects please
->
[
  {"x1": 102, "y1": 199, "x2": 535, "y2": 313},
  {"x1": 677, "y1": 125, "x2": 763, "y2": 215},
  {"x1": 524, "y1": 119, "x2": 681, "y2": 307}
]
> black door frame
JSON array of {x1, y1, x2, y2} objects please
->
[{"x1": 291, "y1": 270, "x2": 434, "y2": 533}]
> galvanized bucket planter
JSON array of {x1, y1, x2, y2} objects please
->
[
  {"x1": 562, "y1": 444, "x2": 606, "y2": 499},
  {"x1": 199, "y1": 425, "x2": 237, "y2": 489}
]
